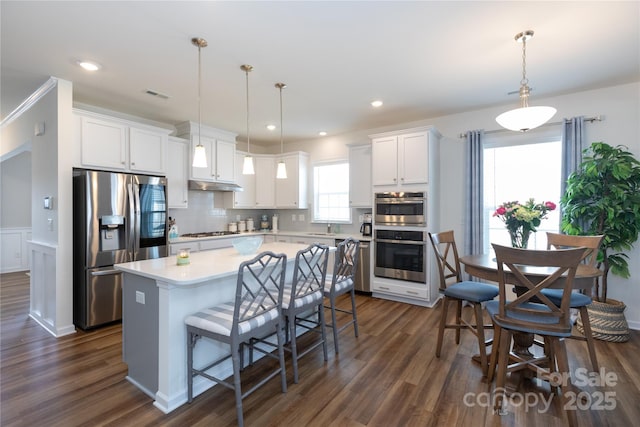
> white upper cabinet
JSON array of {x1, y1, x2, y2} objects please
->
[
  {"x1": 370, "y1": 126, "x2": 440, "y2": 188},
  {"x1": 167, "y1": 137, "x2": 188, "y2": 208},
  {"x1": 225, "y1": 151, "x2": 257, "y2": 209},
  {"x1": 175, "y1": 121, "x2": 237, "y2": 184},
  {"x1": 275, "y1": 152, "x2": 308, "y2": 209},
  {"x1": 76, "y1": 111, "x2": 169, "y2": 174},
  {"x1": 129, "y1": 127, "x2": 167, "y2": 174},
  {"x1": 349, "y1": 144, "x2": 372, "y2": 207},
  {"x1": 255, "y1": 155, "x2": 276, "y2": 208}
]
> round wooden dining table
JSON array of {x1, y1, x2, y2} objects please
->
[
  {"x1": 459, "y1": 252, "x2": 602, "y2": 358},
  {"x1": 459, "y1": 253, "x2": 602, "y2": 289}
]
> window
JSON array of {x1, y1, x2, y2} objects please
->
[
  {"x1": 483, "y1": 132, "x2": 562, "y2": 251},
  {"x1": 313, "y1": 161, "x2": 350, "y2": 222}
]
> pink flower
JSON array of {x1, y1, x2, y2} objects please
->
[
  {"x1": 545, "y1": 201, "x2": 556, "y2": 210},
  {"x1": 494, "y1": 207, "x2": 507, "y2": 216}
]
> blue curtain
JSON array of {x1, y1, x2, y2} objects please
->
[
  {"x1": 561, "y1": 116, "x2": 585, "y2": 198},
  {"x1": 464, "y1": 130, "x2": 484, "y2": 260}
]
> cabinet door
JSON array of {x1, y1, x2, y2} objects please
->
[
  {"x1": 399, "y1": 132, "x2": 428, "y2": 185},
  {"x1": 231, "y1": 152, "x2": 255, "y2": 208},
  {"x1": 215, "y1": 140, "x2": 236, "y2": 182},
  {"x1": 190, "y1": 136, "x2": 216, "y2": 180},
  {"x1": 81, "y1": 116, "x2": 127, "y2": 170},
  {"x1": 167, "y1": 138, "x2": 188, "y2": 208},
  {"x1": 129, "y1": 127, "x2": 167, "y2": 174},
  {"x1": 275, "y1": 155, "x2": 299, "y2": 208},
  {"x1": 255, "y1": 156, "x2": 275, "y2": 208},
  {"x1": 371, "y1": 136, "x2": 398, "y2": 186},
  {"x1": 349, "y1": 144, "x2": 372, "y2": 207}
]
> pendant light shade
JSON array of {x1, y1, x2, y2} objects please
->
[
  {"x1": 275, "y1": 82, "x2": 287, "y2": 179},
  {"x1": 191, "y1": 37, "x2": 208, "y2": 168},
  {"x1": 241, "y1": 64, "x2": 255, "y2": 175},
  {"x1": 495, "y1": 30, "x2": 556, "y2": 132}
]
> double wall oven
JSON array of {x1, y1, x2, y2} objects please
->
[{"x1": 374, "y1": 192, "x2": 428, "y2": 283}]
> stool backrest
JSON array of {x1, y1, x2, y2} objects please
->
[
  {"x1": 428, "y1": 230, "x2": 463, "y2": 291},
  {"x1": 291, "y1": 244, "x2": 330, "y2": 300},
  {"x1": 492, "y1": 243, "x2": 587, "y2": 335},
  {"x1": 546, "y1": 232, "x2": 604, "y2": 268},
  {"x1": 234, "y1": 251, "x2": 287, "y2": 332},
  {"x1": 328, "y1": 238, "x2": 360, "y2": 292}
]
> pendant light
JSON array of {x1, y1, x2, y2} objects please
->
[
  {"x1": 241, "y1": 65, "x2": 255, "y2": 175},
  {"x1": 495, "y1": 30, "x2": 556, "y2": 132},
  {"x1": 275, "y1": 82, "x2": 287, "y2": 179},
  {"x1": 191, "y1": 37, "x2": 208, "y2": 168}
]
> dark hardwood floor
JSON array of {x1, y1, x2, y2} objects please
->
[{"x1": 2, "y1": 271, "x2": 639, "y2": 426}]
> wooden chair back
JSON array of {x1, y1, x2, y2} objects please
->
[
  {"x1": 428, "y1": 230, "x2": 463, "y2": 291},
  {"x1": 491, "y1": 244, "x2": 588, "y2": 335},
  {"x1": 546, "y1": 232, "x2": 604, "y2": 268}
]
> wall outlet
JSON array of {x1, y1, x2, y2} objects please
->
[
  {"x1": 291, "y1": 214, "x2": 296, "y2": 222},
  {"x1": 135, "y1": 291, "x2": 145, "y2": 304},
  {"x1": 47, "y1": 218, "x2": 53, "y2": 231},
  {"x1": 298, "y1": 214, "x2": 305, "y2": 222}
]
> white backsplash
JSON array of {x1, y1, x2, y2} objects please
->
[{"x1": 169, "y1": 190, "x2": 371, "y2": 236}]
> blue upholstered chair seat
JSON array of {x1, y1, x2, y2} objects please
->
[
  {"x1": 540, "y1": 288, "x2": 592, "y2": 308},
  {"x1": 443, "y1": 281, "x2": 499, "y2": 303},
  {"x1": 485, "y1": 300, "x2": 571, "y2": 337}
]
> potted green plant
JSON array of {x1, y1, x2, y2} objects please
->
[{"x1": 561, "y1": 142, "x2": 640, "y2": 342}]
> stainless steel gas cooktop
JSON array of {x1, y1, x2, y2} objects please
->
[{"x1": 180, "y1": 231, "x2": 240, "y2": 238}]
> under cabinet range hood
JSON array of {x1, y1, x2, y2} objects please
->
[{"x1": 188, "y1": 180, "x2": 243, "y2": 192}]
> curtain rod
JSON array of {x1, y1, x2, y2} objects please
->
[{"x1": 458, "y1": 115, "x2": 602, "y2": 139}]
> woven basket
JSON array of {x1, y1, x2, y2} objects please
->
[{"x1": 577, "y1": 299, "x2": 630, "y2": 343}]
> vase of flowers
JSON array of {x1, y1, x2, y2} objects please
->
[{"x1": 493, "y1": 199, "x2": 556, "y2": 248}]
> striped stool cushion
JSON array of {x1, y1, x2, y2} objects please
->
[
  {"x1": 324, "y1": 276, "x2": 354, "y2": 294},
  {"x1": 282, "y1": 285, "x2": 323, "y2": 310},
  {"x1": 185, "y1": 301, "x2": 280, "y2": 336}
]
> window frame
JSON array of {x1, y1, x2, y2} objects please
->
[
  {"x1": 482, "y1": 126, "x2": 562, "y2": 251},
  {"x1": 311, "y1": 159, "x2": 351, "y2": 224}
]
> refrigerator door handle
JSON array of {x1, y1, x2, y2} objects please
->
[
  {"x1": 132, "y1": 181, "x2": 141, "y2": 259},
  {"x1": 127, "y1": 181, "x2": 136, "y2": 261},
  {"x1": 90, "y1": 269, "x2": 122, "y2": 276}
]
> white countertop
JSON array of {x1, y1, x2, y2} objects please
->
[
  {"x1": 114, "y1": 242, "x2": 320, "y2": 286},
  {"x1": 169, "y1": 230, "x2": 371, "y2": 244}
]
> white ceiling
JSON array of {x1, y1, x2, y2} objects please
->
[{"x1": 2, "y1": 1, "x2": 639, "y2": 146}]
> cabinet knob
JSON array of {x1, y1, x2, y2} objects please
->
[
  {"x1": 121, "y1": 161, "x2": 126, "y2": 165},
  {"x1": 393, "y1": 177, "x2": 397, "y2": 182},
  {"x1": 131, "y1": 162, "x2": 136, "y2": 166}
]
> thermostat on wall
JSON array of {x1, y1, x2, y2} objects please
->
[{"x1": 43, "y1": 196, "x2": 53, "y2": 210}]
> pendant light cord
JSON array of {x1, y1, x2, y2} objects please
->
[
  {"x1": 276, "y1": 82, "x2": 286, "y2": 155},
  {"x1": 244, "y1": 66, "x2": 251, "y2": 154}
]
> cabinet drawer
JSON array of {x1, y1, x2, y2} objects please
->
[{"x1": 372, "y1": 281, "x2": 428, "y2": 300}]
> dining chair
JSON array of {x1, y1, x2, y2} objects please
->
[
  {"x1": 324, "y1": 237, "x2": 360, "y2": 354},
  {"x1": 486, "y1": 244, "x2": 587, "y2": 426},
  {"x1": 541, "y1": 232, "x2": 604, "y2": 372},
  {"x1": 428, "y1": 230, "x2": 499, "y2": 376},
  {"x1": 278, "y1": 243, "x2": 330, "y2": 383},
  {"x1": 185, "y1": 251, "x2": 288, "y2": 427}
]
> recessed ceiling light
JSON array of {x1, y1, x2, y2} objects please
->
[
  {"x1": 318, "y1": 131, "x2": 327, "y2": 136},
  {"x1": 371, "y1": 100, "x2": 383, "y2": 108},
  {"x1": 77, "y1": 60, "x2": 101, "y2": 71},
  {"x1": 266, "y1": 124, "x2": 276, "y2": 131}
]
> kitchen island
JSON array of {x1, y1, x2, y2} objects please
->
[{"x1": 114, "y1": 242, "x2": 315, "y2": 414}]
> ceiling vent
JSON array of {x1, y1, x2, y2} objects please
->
[{"x1": 145, "y1": 89, "x2": 170, "y2": 99}]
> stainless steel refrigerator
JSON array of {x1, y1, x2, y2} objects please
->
[{"x1": 73, "y1": 169, "x2": 168, "y2": 329}]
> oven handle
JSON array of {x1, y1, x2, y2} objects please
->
[
  {"x1": 375, "y1": 198, "x2": 425, "y2": 204},
  {"x1": 376, "y1": 239, "x2": 425, "y2": 245}
]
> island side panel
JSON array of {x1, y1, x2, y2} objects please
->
[{"x1": 122, "y1": 272, "x2": 159, "y2": 397}]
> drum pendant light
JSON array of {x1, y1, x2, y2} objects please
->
[
  {"x1": 241, "y1": 65, "x2": 255, "y2": 175},
  {"x1": 191, "y1": 37, "x2": 208, "y2": 168},
  {"x1": 495, "y1": 30, "x2": 556, "y2": 132},
  {"x1": 275, "y1": 82, "x2": 287, "y2": 179}
]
